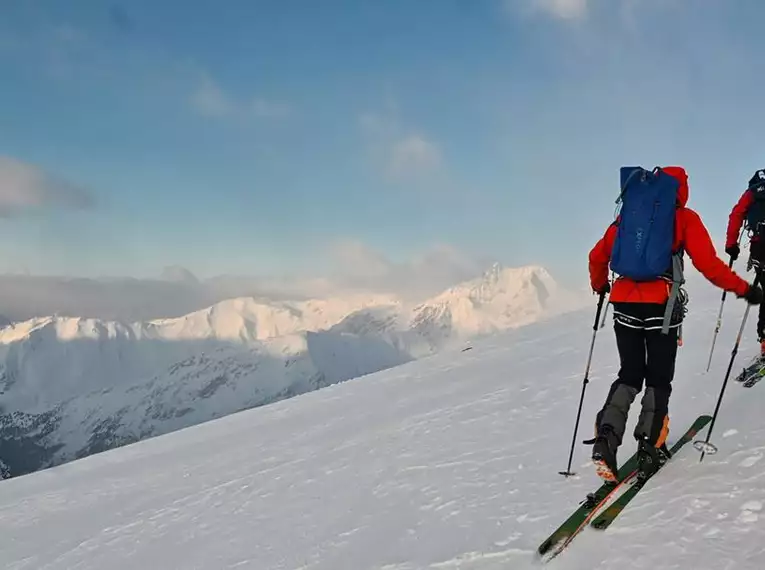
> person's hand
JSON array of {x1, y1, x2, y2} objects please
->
[
  {"x1": 726, "y1": 243, "x2": 740, "y2": 261},
  {"x1": 593, "y1": 282, "x2": 611, "y2": 295},
  {"x1": 741, "y1": 283, "x2": 764, "y2": 305}
]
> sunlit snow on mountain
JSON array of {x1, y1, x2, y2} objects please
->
[{"x1": 0, "y1": 264, "x2": 585, "y2": 478}]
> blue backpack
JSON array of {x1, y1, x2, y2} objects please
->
[
  {"x1": 610, "y1": 166, "x2": 679, "y2": 281},
  {"x1": 610, "y1": 166, "x2": 685, "y2": 334},
  {"x1": 745, "y1": 169, "x2": 765, "y2": 235}
]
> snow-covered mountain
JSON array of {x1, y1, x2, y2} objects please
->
[
  {"x1": 0, "y1": 275, "x2": 761, "y2": 569},
  {"x1": 411, "y1": 263, "x2": 570, "y2": 336},
  {"x1": 0, "y1": 263, "x2": 584, "y2": 478},
  {"x1": 330, "y1": 264, "x2": 581, "y2": 354}
]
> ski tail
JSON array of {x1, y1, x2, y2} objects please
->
[
  {"x1": 593, "y1": 460, "x2": 618, "y2": 483},
  {"x1": 536, "y1": 453, "x2": 639, "y2": 562},
  {"x1": 735, "y1": 354, "x2": 765, "y2": 383}
]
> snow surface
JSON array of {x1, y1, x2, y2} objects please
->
[
  {"x1": 0, "y1": 264, "x2": 583, "y2": 477},
  {"x1": 0, "y1": 278, "x2": 764, "y2": 568}
]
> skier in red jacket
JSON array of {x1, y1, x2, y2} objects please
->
[
  {"x1": 725, "y1": 169, "x2": 765, "y2": 355},
  {"x1": 587, "y1": 166, "x2": 762, "y2": 482}
]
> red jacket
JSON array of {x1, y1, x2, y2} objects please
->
[
  {"x1": 589, "y1": 166, "x2": 749, "y2": 304},
  {"x1": 726, "y1": 189, "x2": 757, "y2": 248}
]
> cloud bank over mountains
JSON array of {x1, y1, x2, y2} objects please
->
[{"x1": 0, "y1": 243, "x2": 501, "y2": 323}]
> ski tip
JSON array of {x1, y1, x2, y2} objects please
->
[{"x1": 535, "y1": 538, "x2": 565, "y2": 565}]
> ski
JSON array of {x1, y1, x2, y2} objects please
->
[
  {"x1": 535, "y1": 452, "x2": 640, "y2": 563},
  {"x1": 739, "y1": 355, "x2": 765, "y2": 387},
  {"x1": 589, "y1": 414, "x2": 712, "y2": 531},
  {"x1": 734, "y1": 355, "x2": 765, "y2": 385},
  {"x1": 743, "y1": 367, "x2": 765, "y2": 387}
]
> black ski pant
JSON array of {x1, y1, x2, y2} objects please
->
[
  {"x1": 758, "y1": 282, "x2": 765, "y2": 342},
  {"x1": 749, "y1": 239, "x2": 765, "y2": 340},
  {"x1": 595, "y1": 302, "x2": 679, "y2": 450},
  {"x1": 756, "y1": 268, "x2": 765, "y2": 341}
]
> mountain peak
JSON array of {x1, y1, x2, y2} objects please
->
[
  {"x1": 404, "y1": 263, "x2": 569, "y2": 340},
  {"x1": 482, "y1": 261, "x2": 504, "y2": 283},
  {"x1": 480, "y1": 263, "x2": 551, "y2": 281},
  {"x1": 445, "y1": 263, "x2": 556, "y2": 302}
]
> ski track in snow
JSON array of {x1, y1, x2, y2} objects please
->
[{"x1": 0, "y1": 282, "x2": 764, "y2": 568}]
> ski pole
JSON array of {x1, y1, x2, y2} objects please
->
[
  {"x1": 599, "y1": 303, "x2": 610, "y2": 329},
  {"x1": 560, "y1": 291, "x2": 606, "y2": 477},
  {"x1": 705, "y1": 256, "x2": 736, "y2": 372},
  {"x1": 695, "y1": 272, "x2": 761, "y2": 461},
  {"x1": 599, "y1": 272, "x2": 614, "y2": 329}
]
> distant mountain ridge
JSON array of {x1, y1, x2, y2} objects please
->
[{"x1": 0, "y1": 263, "x2": 585, "y2": 478}]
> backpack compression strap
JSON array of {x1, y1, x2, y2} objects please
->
[{"x1": 661, "y1": 252, "x2": 685, "y2": 334}]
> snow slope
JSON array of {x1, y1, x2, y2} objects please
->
[
  {"x1": 0, "y1": 263, "x2": 582, "y2": 477},
  {"x1": 0, "y1": 278, "x2": 763, "y2": 569},
  {"x1": 0, "y1": 326, "x2": 411, "y2": 476}
]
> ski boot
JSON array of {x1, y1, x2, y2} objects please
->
[
  {"x1": 658, "y1": 441, "x2": 671, "y2": 465},
  {"x1": 635, "y1": 436, "x2": 670, "y2": 482},
  {"x1": 589, "y1": 425, "x2": 620, "y2": 483}
]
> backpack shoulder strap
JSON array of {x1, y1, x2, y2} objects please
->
[
  {"x1": 662, "y1": 197, "x2": 686, "y2": 335},
  {"x1": 661, "y1": 252, "x2": 685, "y2": 334}
]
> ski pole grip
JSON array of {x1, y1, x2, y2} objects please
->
[{"x1": 593, "y1": 291, "x2": 606, "y2": 331}]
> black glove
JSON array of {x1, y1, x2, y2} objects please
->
[
  {"x1": 593, "y1": 281, "x2": 611, "y2": 295},
  {"x1": 726, "y1": 244, "x2": 740, "y2": 261},
  {"x1": 741, "y1": 284, "x2": 764, "y2": 305}
]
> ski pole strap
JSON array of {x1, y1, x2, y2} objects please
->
[{"x1": 662, "y1": 253, "x2": 685, "y2": 335}]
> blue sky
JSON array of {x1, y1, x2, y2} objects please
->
[{"x1": 1, "y1": 0, "x2": 764, "y2": 289}]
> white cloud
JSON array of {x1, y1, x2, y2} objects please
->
[
  {"x1": 190, "y1": 73, "x2": 291, "y2": 120},
  {"x1": 326, "y1": 239, "x2": 492, "y2": 299},
  {"x1": 190, "y1": 74, "x2": 233, "y2": 117},
  {"x1": 516, "y1": 0, "x2": 652, "y2": 21},
  {"x1": 508, "y1": 0, "x2": 589, "y2": 19},
  {"x1": 329, "y1": 240, "x2": 392, "y2": 279},
  {"x1": 359, "y1": 109, "x2": 443, "y2": 180},
  {"x1": 0, "y1": 243, "x2": 495, "y2": 321},
  {"x1": 0, "y1": 156, "x2": 94, "y2": 216},
  {"x1": 390, "y1": 135, "x2": 442, "y2": 177},
  {"x1": 535, "y1": 0, "x2": 589, "y2": 19}
]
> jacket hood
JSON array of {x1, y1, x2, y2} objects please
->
[{"x1": 662, "y1": 166, "x2": 689, "y2": 207}]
